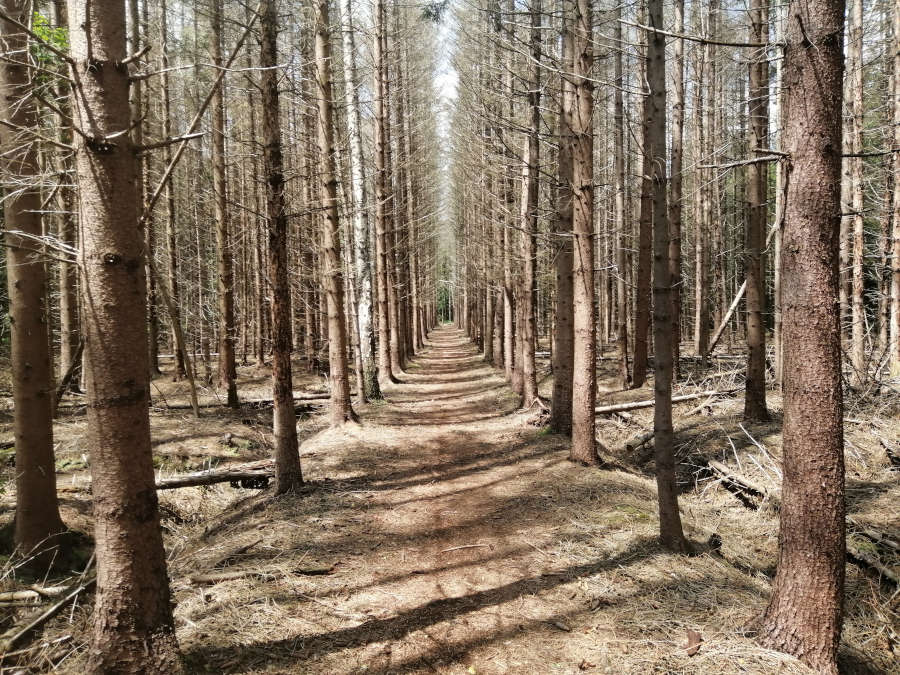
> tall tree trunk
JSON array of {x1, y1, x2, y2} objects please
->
[
  {"x1": 614, "y1": 5, "x2": 630, "y2": 388},
  {"x1": 848, "y1": 0, "x2": 866, "y2": 388},
  {"x1": 632, "y1": 7, "x2": 652, "y2": 388},
  {"x1": 551, "y1": 7, "x2": 574, "y2": 434},
  {"x1": 53, "y1": 0, "x2": 80, "y2": 395},
  {"x1": 668, "y1": 0, "x2": 685, "y2": 382},
  {"x1": 159, "y1": 0, "x2": 185, "y2": 380},
  {"x1": 373, "y1": 0, "x2": 396, "y2": 385},
  {"x1": 211, "y1": 0, "x2": 237, "y2": 407},
  {"x1": 760, "y1": 0, "x2": 846, "y2": 670},
  {"x1": 891, "y1": 0, "x2": 900, "y2": 376},
  {"x1": 315, "y1": 0, "x2": 357, "y2": 426},
  {"x1": 0, "y1": 0, "x2": 67, "y2": 565},
  {"x1": 340, "y1": 0, "x2": 380, "y2": 399},
  {"x1": 647, "y1": 0, "x2": 688, "y2": 552},
  {"x1": 569, "y1": 0, "x2": 598, "y2": 465},
  {"x1": 67, "y1": 0, "x2": 182, "y2": 666},
  {"x1": 744, "y1": 0, "x2": 770, "y2": 421},
  {"x1": 260, "y1": 0, "x2": 302, "y2": 492},
  {"x1": 519, "y1": 0, "x2": 540, "y2": 405}
]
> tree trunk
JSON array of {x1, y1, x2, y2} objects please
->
[
  {"x1": 67, "y1": 0, "x2": 182, "y2": 666},
  {"x1": 159, "y1": 0, "x2": 185, "y2": 380},
  {"x1": 848, "y1": 0, "x2": 866, "y2": 388},
  {"x1": 520, "y1": 1, "x2": 540, "y2": 405},
  {"x1": 647, "y1": 0, "x2": 689, "y2": 553},
  {"x1": 0, "y1": 0, "x2": 67, "y2": 566},
  {"x1": 744, "y1": 0, "x2": 770, "y2": 421},
  {"x1": 260, "y1": 0, "x2": 302, "y2": 493},
  {"x1": 760, "y1": 1, "x2": 846, "y2": 670},
  {"x1": 315, "y1": 0, "x2": 357, "y2": 426},
  {"x1": 569, "y1": 0, "x2": 598, "y2": 465},
  {"x1": 632, "y1": 8, "x2": 652, "y2": 388},
  {"x1": 373, "y1": 0, "x2": 396, "y2": 385},
  {"x1": 668, "y1": 0, "x2": 685, "y2": 382},
  {"x1": 891, "y1": 0, "x2": 900, "y2": 377},
  {"x1": 551, "y1": 8, "x2": 574, "y2": 434},
  {"x1": 211, "y1": 0, "x2": 237, "y2": 407},
  {"x1": 614, "y1": 6, "x2": 630, "y2": 389}
]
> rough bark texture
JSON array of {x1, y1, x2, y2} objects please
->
[
  {"x1": 647, "y1": 0, "x2": 689, "y2": 553},
  {"x1": 260, "y1": 0, "x2": 302, "y2": 493},
  {"x1": 668, "y1": 0, "x2": 685, "y2": 382},
  {"x1": 0, "y1": 0, "x2": 66, "y2": 563},
  {"x1": 159, "y1": 0, "x2": 185, "y2": 380},
  {"x1": 53, "y1": 0, "x2": 80, "y2": 395},
  {"x1": 315, "y1": 0, "x2": 357, "y2": 426},
  {"x1": 569, "y1": 0, "x2": 598, "y2": 466},
  {"x1": 518, "y1": 0, "x2": 540, "y2": 406},
  {"x1": 744, "y1": 0, "x2": 770, "y2": 422},
  {"x1": 632, "y1": 20, "x2": 652, "y2": 389},
  {"x1": 614, "y1": 6, "x2": 630, "y2": 389},
  {"x1": 848, "y1": 0, "x2": 866, "y2": 387},
  {"x1": 760, "y1": 0, "x2": 846, "y2": 670},
  {"x1": 892, "y1": 0, "x2": 900, "y2": 376},
  {"x1": 373, "y1": 0, "x2": 396, "y2": 385},
  {"x1": 339, "y1": 0, "x2": 380, "y2": 400},
  {"x1": 67, "y1": 0, "x2": 182, "y2": 667},
  {"x1": 211, "y1": 0, "x2": 238, "y2": 408},
  {"x1": 550, "y1": 10, "x2": 574, "y2": 435}
]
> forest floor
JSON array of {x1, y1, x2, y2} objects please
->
[{"x1": 1, "y1": 327, "x2": 898, "y2": 674}]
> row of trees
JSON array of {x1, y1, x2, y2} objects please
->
[
  {"x1": 1, "y1": 0, "x2": 445, "y2": 669},
  {"x1": 449, "y1": 0, "x2": 897, "y2": 672}
]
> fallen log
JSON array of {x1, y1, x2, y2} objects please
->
[
  {"x1": 0, "y1": 575, "x2": 95, "y2": 654},
  {"x1": 707, "y1": 459, "x2": 773, "y2": 500},
  {"x1": 595, "y1": 388, "x2": 740, "y2": 415},
  {"x1": 0, "y1": 586, "x2": 67, "y2": 605},
  {"x1": 155, "y1": 461, "x2": 274, "y2": 490},
  {"x1": 151, "y1": 391, "x2": 343, "y2": 411},
  {"x1": 190, "y1": 565, "x2": 333, "y2": 585},
  {"x1": 702, "y1": 459, "x2": 899, "y2": 585}
]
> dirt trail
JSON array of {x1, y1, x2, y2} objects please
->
[{"x1": 165, "y1": 327, "x2": 884, "y2": 674}]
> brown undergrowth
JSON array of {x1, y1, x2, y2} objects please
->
[{"x1": 0, "y1": 329, "x2": 896, "y2": 673}]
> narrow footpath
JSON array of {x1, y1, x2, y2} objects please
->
[{"x1": 175, "y1": 328, "x2": 791, "y2": 675}]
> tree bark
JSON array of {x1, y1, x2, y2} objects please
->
[
  {"x1": 0, "y1": 0, "x2": 67, "y2": 566},
  {"x1": 159, "y1": 0, "x2": 185, "y2": 380},
  {"x1": 211, "y1": 0, "x2": 238, "y2": 408},
  {"x1": 569, "y1": 0, "x2": 598, "y2": 465},
  {"x1": 668, "y1": 0, "x2": 685, "y2": 382},
  {"x1": 614, "y1": 5, "x2": 630, "y2": 389},
  {"x1": 848, "y1": 0, "x2": 866, "y2": 388},
  {"x1": 373, "y1": 0, "x2": 396, "y2": 385},
  {"x1": 339, "y1": 0, "x2": 380, "y2": 399},
  {"x1": 646, "y1": 0, "x2": 689, "y2": 553},
  {"x1": 67, "y1": 0, "x2": 182, "y2": 666},
  {"x1": 551, "y1": 7, "x2": 574, "y2": 435},
  {"x1": 260, "y1": 0, "x2": 302, "y2": 492},
  {"x1": 632, "y1": 8, "x2": 652, "y2": 388},
  {"x1": 760, "y1": 0, "x2": 846, "y2": 670},
  {"x1": 891, "y1": 0, "x2": 900, "y2": 377},
  {"x1": 315, "y1": 0, "x2": 357, "y2": 426},
  {"x1": 744, "y1": 0, "x2": 770, "y2": 421},
  {"x1": 519, "y1": 0, "x2": 540, "y2": 405}
]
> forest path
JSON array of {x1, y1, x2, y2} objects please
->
[{"x1": 175, "y1": 328, "x2": 783, "y2": 675}]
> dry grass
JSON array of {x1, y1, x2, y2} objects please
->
[{"x1": 0, "y1": 333, "x2": 897, "y2": 673}]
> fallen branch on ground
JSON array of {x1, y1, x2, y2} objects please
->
[
  {"x1": 0, "y1": 575, "x2": 95, "y2": 653},
  {"x1": 595, "y1": 388, "x2": 741, "y2": 415},
  {"x1": 190, "y1": 565, "x2": 333, "y2": 585},
  {"x1": 155, "y1": 460, "x2": 273, "y2": 490}
]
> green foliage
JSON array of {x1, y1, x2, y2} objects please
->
[
  {"x1": 421, "y1": 1, "x2": 449, "y2": 22},
  {"x1": 30, "y1": 12, "x2": 68, "y2": 91}
]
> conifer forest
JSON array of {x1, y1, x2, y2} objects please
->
[{"x1": 0, "y1": 0, "x2": 899, "y2": 672}]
